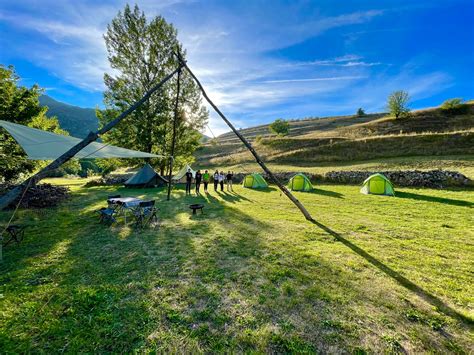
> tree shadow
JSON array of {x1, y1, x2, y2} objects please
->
[
  {"x1": 218, "y1": 191, "x2": 253, "y2": 203},
  {"x1": 310, "y1": 219, "x2": 473, "y2": 326},
  {"x1": 396, "y1": 191, "x2": 473, "y2": 207},
  {"x1": 308, "y1": 188, "x2": 344, "y2": 199}
]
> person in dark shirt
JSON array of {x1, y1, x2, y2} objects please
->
[
  {"x1": 185, "y1": 169, "x2": 193, "y2": 195},
  {"x1": 195, "y1": 170, "x2": 202, "y2": 194},
  {"x1": 213, "y1": 170, "x2": 219, "y2": 191},
  {"x1": 226, "y1": 171, "x2": 234, "y2": 192}
]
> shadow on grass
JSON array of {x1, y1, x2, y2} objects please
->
[
  {"x1": 311, "y1": 219, "x2": 473, "y2": 326},
  {"x1": 308, "y1": 188, "x2": 344, "y2": 199},
  {"x1": 396, "y1": 191, "x2": 473, "y2": 207}
]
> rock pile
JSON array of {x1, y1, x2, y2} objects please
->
[
  {"x1": 0, "y1": 183, "x2": 70, "y2": 209},
  {"x1": 84, "y1": 174, "x2": 133, "y2": 187},
  {"x1": 324, "y1": 170, "x2": 471, "y2": 188}
]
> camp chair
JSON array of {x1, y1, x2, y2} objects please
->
[
  {"x1": 132, "y1": 200, "x2": 158, "y2": 229},
  {"x1": 1, "y1": 225, "x2": 26, "y2": 246},
  {"x1": 107, "y1": 195, "x2": 121, "y2": 208},
  {"x1": 97, "y1": 207, "x2": 118, "y2": 225}
]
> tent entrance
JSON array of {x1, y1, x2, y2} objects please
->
[
  {"x1": 292, "y1": 176, "x2": 305, "y2": 190},
  {"x1": 369, "y1": 179, "x2": 385, "y2": 194},
  {"x1": 243, "y1": 175, "x2": 254, "y2": 188}
]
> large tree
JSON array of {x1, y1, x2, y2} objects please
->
[
  {"x1": 98, "y1": 4, "x2": 208, "y2": 174},
  {"x1": 0, "y1": 65, "x2": 76, "y2": 183}
]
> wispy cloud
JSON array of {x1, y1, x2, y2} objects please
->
[
  {"x1": 0, "y1": 1, "x2": 461, "y2": 136},
  {"x1": 263, "y1": 76, "x2": 367, "y2": 83}
]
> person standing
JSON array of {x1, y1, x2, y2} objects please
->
[
  {"x1": 185, "y1": 168, "x2": 193, "y2": 195},
  {"x1": 226, "y1": 170, "x2": 234, "y2": 192},
  {"x1": 213, "y1": 170, "x2": 219, "y2": 191},
  {"x1": 219, "y1": 171, "x2": 225, "y2": 191},
  {"x1": 195, "y1": 170, "x2": 202, "y2": 194},
  {"x1": 203, "y1": 170, "x2": 210, "y2": 193}
]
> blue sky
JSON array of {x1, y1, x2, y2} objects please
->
[{"x1": 1, "y1": 0, "x2": 473, "y2": 135}]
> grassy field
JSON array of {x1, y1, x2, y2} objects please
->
[{"x1": 0, "y1": 178, "x2": 472, "y2": 352}]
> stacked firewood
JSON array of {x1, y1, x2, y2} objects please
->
[{"x1": 0, "y1": 183, "x2": 70, "y2": 209}]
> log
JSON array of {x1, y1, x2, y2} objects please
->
[
  {"x1": 179, "y1": 57, "x2": 315, "y2": 222},
  {"x1": 0, "y1": 64, "x2": 184, "y2": 210}
]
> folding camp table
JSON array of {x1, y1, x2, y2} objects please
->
[{"x1": 107, "y1": 197, "x2": 143, "y2": 224}]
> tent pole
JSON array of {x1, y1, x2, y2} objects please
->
[
  {"x1": 178, "y1": 57, "x2": 315, "y2": 222},
  {"x1": 0, "y1": 64, "x2": 184, "y2": 211},
  {"x1": 167, "y1": 67, "x2": 182, "y2": 201}
]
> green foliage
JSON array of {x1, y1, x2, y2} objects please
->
[
  {"x1": 269, "y1": 119, "x2": 290, "y2": 136},
  {"x1": 99, "y1": 4, "x2": 208, "y2": 175},
  {"x1": 356, "y1": 108, "x2": 366, "y2": 117},
  {"x1": 387, "y1": 90, "x2": 410, "y2": 119},
  {"x1": 0, "y1": 65, "x2": 70, "y2": 183},
  {"x1": 255, "y1": 134, "x2": 263, "y2": 143},
  {"x1": 440, "y1": 98, "x2": 469, "y2": 115}
]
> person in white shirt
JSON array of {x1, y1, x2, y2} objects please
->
[
  {"x1": 213, "y1": 170, "x2": 219, "y2": 191},
  {"x1": 218, "y1": 171, "x2": 225, "y2": 191}
]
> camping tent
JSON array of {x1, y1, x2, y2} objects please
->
[
  {"x1": 124, "y1": 164, "x2": 168, "y2": 188},
  {"x1": 360, "y1": 173, "x2": 395, "y2": 196},
  {"x1": 242, "y1": 173, "x2": 268, "y2": 188},
  {"x1": 288, "y1": 173, "x2": 313, "y2": 192},
  {"x1": 172, "y1": 164, "x2": 196, "y2": 183},
  {"x1": 0, "y1": 120, "x2": 163, "y2": 160}
]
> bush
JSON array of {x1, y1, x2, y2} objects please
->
[
  {"x1": 356, "y1": 108, "x2": 366, "y2": 117},
  {"x1": 269, "y1": 119, "x2": 290, "y2": 136},
  {"x1": 440, "y1": 98, "x2": 469, "y2": 115}
]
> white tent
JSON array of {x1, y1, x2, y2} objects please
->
[
  {"x1": 0, "y1": 120, "x2": 164, "y2": 160},
  {"x1": 172, "y1": 164, "x2": 196, "y2": 183}
]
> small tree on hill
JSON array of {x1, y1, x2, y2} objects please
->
[
  {"x1": 387, "y1": 90, "x2": 410, "y2": 119},
  {"x1": 269, "y1": 119, "x2": 290, "y2": 136},
  {"x1": 356, "y1": 108, "x2": 365, "y2": 117},
  {"x1": 440, "y1": 98, "x2": 468, "y2": 115}
]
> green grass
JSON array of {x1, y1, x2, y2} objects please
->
[{"x1": 1, "y1": 178, "x2": 473, "y2": 352}]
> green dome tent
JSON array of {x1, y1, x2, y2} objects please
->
[
  {"x1": 360, "y1": 173, "x2": 395, "y2": 196},
  {"x1": 124, "y1": 164, "x2": 168, "y2": 188},
  {"x1": 242, "y1": 173, "x2": 268, "y2": 188},
  {"x1": 288, "y1": 173, "x2": 313, "y2": 192}
]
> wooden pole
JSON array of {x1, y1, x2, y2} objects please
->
[
  {"x1": 179, "y1": 58, "x2": 315, "y2": 222},
  {"x1": 167, "y1": 68, "x2": 182, "y2": 201},
  {"x1": 0, "y1": 64, "x2": 184, "y2": 210}
]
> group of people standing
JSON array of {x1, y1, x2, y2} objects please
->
[{"x1": 185, "y1": 169, "x2": 234, "y2": 195}]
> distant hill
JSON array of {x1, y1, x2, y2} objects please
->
[
  {"x1": 195, "y1": 103, "x2": 474, "y2": 167},
  {"x1": 39, "y1": 95, "x2": 99, "y2": 138}
]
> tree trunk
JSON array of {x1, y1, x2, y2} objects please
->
[
  {"x1": 167, "y1": 68, "x2": 181, "y2": 201},
  {"x1": 0, "y1": 65, "x2": 183, "y2": 210}
]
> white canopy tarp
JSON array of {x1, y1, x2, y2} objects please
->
[
  {"x1": 0, "y1": 120, "x2": 164, "y2": 160},
  {"x1": 172, "y1": 164, "x2": 195, "y2": 181}
]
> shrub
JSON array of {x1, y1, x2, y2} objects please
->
[
  {"x1": 269, "y1": 119, "x2": 290, "y2": 136},
  {"x1": 387, "y1": 90, "x2": 410, "y2": 119},
  {"x1": 440, "y1": 98, "x2": 469, "y2": 115},
  {"x1": 356, "y1": 108, "x2": 366, "y2": 117}
]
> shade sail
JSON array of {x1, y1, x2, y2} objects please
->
[{"x1": 0, "y1": 120, "x2": 164, "y2": 160}]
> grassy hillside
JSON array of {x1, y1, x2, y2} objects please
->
[
  {"x1": 40, "y1": 95, "x2": 99, "y2": 138},
  {"x1": 1, "y1": 179, "x2": 472, "y2": 352},
  {"x1": 196, "y1": 103, "x2": 474, "y2": 176}
]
